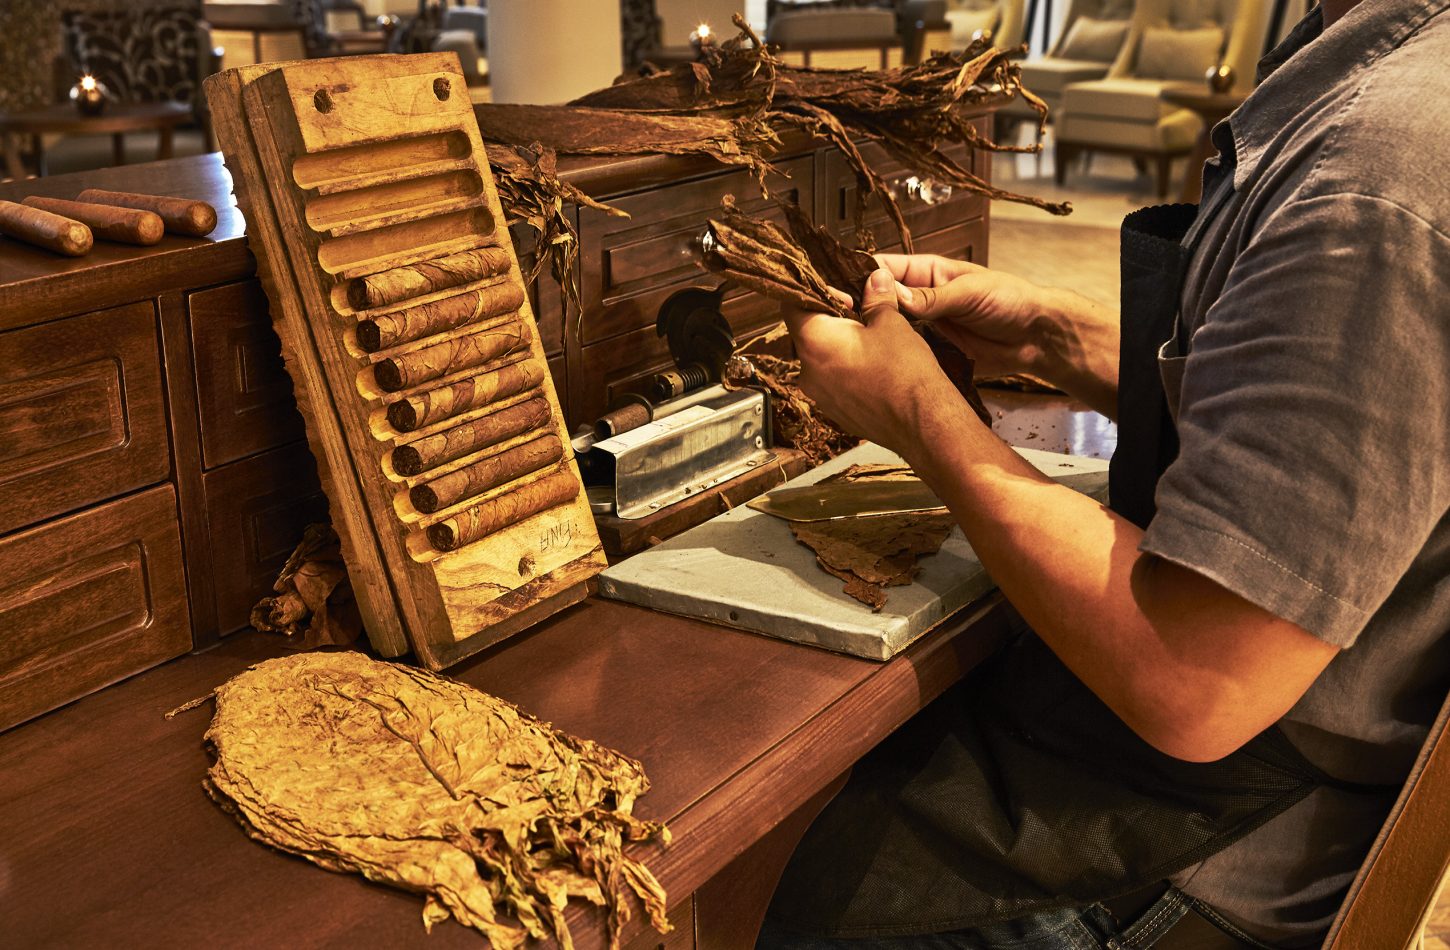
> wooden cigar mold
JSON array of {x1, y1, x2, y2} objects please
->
[{"x1": 204, "y1": 55, "x2": 606, "y2": 668}]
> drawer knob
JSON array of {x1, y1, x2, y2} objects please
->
[{"x1": 893, "y1": 175, "x2": 953, "y2": 206}]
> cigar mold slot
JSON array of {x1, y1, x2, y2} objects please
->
[
  {"x1": 316, "y1": 207, "x2": 495, "y2": 276},
  {"x1": 353, "y1": 279, "x2": 523, "y2": 352},
  {"x1": 292, "y1": 130, "x2": 472, "y2": 190},
  {"x1": 389, "y1": 428, "x2": 559, "y2": 523},
  {"x1": 377, "y1": 389, "x2": 550, "y2": 473},
  {"x1": 304, "y1": 169, "x2": 485, "y2": 237}
]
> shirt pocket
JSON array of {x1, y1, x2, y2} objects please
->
[{"x1": 1158, "y1": 328, "x2": 1188, "y2": 423}]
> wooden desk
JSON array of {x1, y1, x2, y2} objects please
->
[
  {"x1": 0, "y1": 596, "x2": 1017, "y2": 948},
  {"x1": 0, "y1": 102, "x2": 192, "y2": 179}
]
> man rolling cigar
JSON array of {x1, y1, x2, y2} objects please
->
[{"x1": 761, "y1": 1, "x2": 1450, "y2": 948}]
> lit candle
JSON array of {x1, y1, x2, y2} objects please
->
[
  {"x1": 689, "y1": 21, "x2": 714, "y2": 52},
  {"x1": 69, "y1": 73, "x2": 108, "y2": 116}
]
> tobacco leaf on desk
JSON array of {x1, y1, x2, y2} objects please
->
[
  {"x1": 249, "y1": 523, "x2": 362, "y2": 650},
  {"x1": 204, "y1": 652, "x2": 670, "y2": 950},
  {"x1": 788, "y1": 465, "x2": 955, "y2": 610}
]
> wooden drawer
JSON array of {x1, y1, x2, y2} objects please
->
[
  {"x1": 578, "y1": 156, "x2": 814, "y2": 347},
  {"x1": 910, "y1": 215, "x2": 988, "y2": 266},
  {"x1": 188, "y1": 280, "x2": 306, "y2": 469},
  {"x1": 0, "y1": 484, "x2": 190, "y2": 731},
  {"x1": 571, "y1": 297, "x2": 782, "y2": 427},
  {"x1": 0, "y1": 302, "x2": 169, "y2": 536},
  {"x1": 818, "y1": 125, "x2": 990, "y2": 249},
  {"x1": 203, "y1": 441, "x2": 329, "y2": 637}
]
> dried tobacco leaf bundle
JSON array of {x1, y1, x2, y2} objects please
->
[
  {"x1": 249, "y1": 523, "x2": 362, "y2": 650},
  {"x1": 204, "y1": 652, "x2": 670, "y2": 950},
  {"x1": 702, "y1": 196, "x2": 993, "y2": 429},
  {"x1": 724, "y1": 346, "x2": 859, "y2": 465}
]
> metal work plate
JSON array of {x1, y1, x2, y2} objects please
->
[{"x1": 598, "y1": 444, "x2": 1110, "y2": 660}]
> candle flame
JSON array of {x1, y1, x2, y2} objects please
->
[
  {"x1": 80, "y1": 74, "x2": 97, "y2": 91},
  {"x1": 695, "y1": 22, "x2": 711, "y2": 39}
]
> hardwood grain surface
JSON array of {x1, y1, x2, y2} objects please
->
[{"x1": 0, "y1": 595, "x2": 1012, "y2": 949}]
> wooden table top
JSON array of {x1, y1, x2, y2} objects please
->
[
  {"x1": 0, "y1": 101, "x2": 192, "y2": 135},
  {"x1": 0, "y1": 595, "x2": 1014, "y2": 948}
]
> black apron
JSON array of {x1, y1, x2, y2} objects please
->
[{"x1": 765, "y1": 189, "x2": 1332, "y2": 939}]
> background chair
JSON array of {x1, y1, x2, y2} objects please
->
[
  {"x1": 942, "y1": 0, "x2": 1026, "y2": 49},
  {"x1": 767, "y1": 5, "x2": 904, "y2": 70},
  {"x1": 996, "y1": 0, "x2": 1132, "y2": 137},
  {"x1": 1053, "y1": 0, "x2": 1271, "y2": 198}
]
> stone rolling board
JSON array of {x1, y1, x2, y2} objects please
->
[
  {"x1": 598, "y1": 445, "x2": 1110, "y2": 661},
  {"x1": 204, "y1": 55, "x2": 605, "y2": 669}
]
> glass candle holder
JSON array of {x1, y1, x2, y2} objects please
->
[{"x1": 69, "y1": 74, "x2": 110, "y2": 116}]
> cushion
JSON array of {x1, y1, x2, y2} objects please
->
[
  {"x1": 1062, "y1": 77, "x2": 1179, "y2": 122},
  {"x1": 1058, "y1": 108, "x2": 1202, "y2": 151},
  {"x1": 1056, "y1": 16, "x2": 1129, "y2": 63},
  {"x1": 1135, "y1": 25, "x2": 1225, "y2": 82},
  {"x1": 1020, "y1": 58, "x2": 1112, "y2": 94},
  {"x1": 946, "y1": 7, "x2": 1000, "y2": 45},
  {"x1": 62, "y1": 6, "x2": 204, "y2": 105}
]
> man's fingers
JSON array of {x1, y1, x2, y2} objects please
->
[
  {"x1": 896, "y1": 282, "x2": 940, "y2": 318},
  {"x1": 858, "y1": 268, "x2": 900, "y2": 325}
]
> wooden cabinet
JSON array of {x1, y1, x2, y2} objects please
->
[
  {"x1": 0, "y1": 110, "x2": 995, "y2": 727},
  {"x1": 0, "y1": 302, "x2": 169, "y2": 536},
  {"x1": 0, "y1": 485, "x2": 190, "y2": 730}
]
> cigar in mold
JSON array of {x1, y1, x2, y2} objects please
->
[
  {"x1": 348, "y1": 246, "x2": 512, "y2": 311},
  {"x1": 391, "y1": 397, "x2": 552, "y2": 476},
  {"x1": 356, "y1": 282, "x2": 526, "y2": 352},
  {"x1": 22, "y1": 196, "x2": 164, "y2": 246},
  {"x1": 75, "y1": 188, "x2": 217, "y2": 237},
  {"x1": 386, "y1": 360, "x2": 544, "y2": 433},
  {"x1": 410, "y1": 434, "x2": 564, "y2": 514},
  {"x1": 426, "y1": 468, "x2": 579, "y2": 552},
  {"x1": 373, "y1": 319, "x2": 531, "y2": 393},
  {"x1": 0, "y1": 200, "x2": 93, "y2": 256}
]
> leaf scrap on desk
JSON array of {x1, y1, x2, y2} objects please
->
[
  {"x1": 788, "y1": 465, "x2": 955, "y2": 610},
  {"x1": 204, "y1": 652, "x2": 671, "y2": 950},
  {"x1": 249, "y1": 523, "x2": 362, "y2": 650}
]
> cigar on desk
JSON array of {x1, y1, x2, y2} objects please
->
[
  {"x1": 22, "y1": 196, "x2": 164, "y2": 246},
  {"x1": 75, "y1": 187, "x2": 217, "y2": 237},
  {"x1": 0, "y1": 200, "x2": 93, "y2": 256}
]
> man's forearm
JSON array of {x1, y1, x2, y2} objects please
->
[
  {"x1": 898, "y1": 397, "x2": 1337, "y2": 762},
  {"x1": 1030, "y1": 288, "x2": 1121, "y2": 421}
]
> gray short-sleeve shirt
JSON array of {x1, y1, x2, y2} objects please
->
[{"x1": 1139, "y1": 1, "x2": 1450, "y2": 944}]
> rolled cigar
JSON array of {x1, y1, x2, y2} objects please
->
[
  {"x1": 392, "y1": 397, "x2": 551, "y2": 476},
  {"x1": 426, "y1": 468, "x2": 579, "y2": 552},
  {"x1": 22, "y1": 196, "x2": 164, "y2": 246},
  {"x1": 386, "y1": 360, "x2": 544, "y2": 433},
  {"x1": 0, "y1": 200, "x2": 93, "y2": 256},
  {"x1": 348, "y1": 246, "x2": 511, "y2": 310},
  {"x1": 410, "y1": 434, "x2": 564, "y2": 514},
  {"x1": 76, "y1": 188, "x2": 217, "y2": 237},
  {"x1": 373, "y1": 319, "x2": 531, "y2": 393},
  {"x1": 594, "y1": 402, "x2": 651, "y2": 439},
  {"x1": 357, "y1": 282, "x2": 526, "y2": 352}
]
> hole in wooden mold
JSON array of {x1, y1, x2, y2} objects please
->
[
  {"x1": 292, "y1": 130, "x2": 472, "y2": 190},
  {"x1": 433, "y1": 77, "x2": 450, "y2": 101},
  {"x1": 313, "y1": 89, "x2": 333, "y2": 113}
]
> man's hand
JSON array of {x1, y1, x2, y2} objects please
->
[
  {"x1": 878, "y1": 253, "x2": 1123, "y2": 420},
  {"x1": 782, "y1": 268, "x2": 975, "y2": 458}
]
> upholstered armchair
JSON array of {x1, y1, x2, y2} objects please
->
[
  {"x1": 1054, "y1": 0, "x2": 1272, "y2": 197},
  {"x1": 942, "y1": 0, "x2": 1026, "y2": 48},
  {"x1": 996, "y1": 0, "x2": 1132, "y2": 132}
]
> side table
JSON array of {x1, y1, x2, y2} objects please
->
[
  {"x1": 0, "y1": 101, "x2": 192, "y2": 179},
  {"x1": 1160, "y1": 85, "x2": 1246, "y2": 203}
]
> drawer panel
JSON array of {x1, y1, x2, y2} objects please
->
[
  {"x1": 188, "y1": 280, "x2": 306, "y2": 469},
  {"x1": 820, "y1": 125, "x2": 990, "y2": 248},
  {"x1": 0, "y1": 302, "x2": 169, "y2": 535},
  {"x1": 203, "y1": 441, "x2": 329, "y2": 637},
  {"x1": 910, "y1": 215, "x2": 988, "y2": 267},
  {"x1": 571, "y1": 302, "x2": 782, "y2": 428},
  {"x1": 578, "y1": 156, "x2": 814, "y2": 346},
  {"x1": 0, "y1": 484, "x2": 190, "y2": 731}
]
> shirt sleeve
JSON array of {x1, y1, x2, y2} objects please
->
[{"x1": 1141, "y1": 192, "x2": 1450, "y2": 648}]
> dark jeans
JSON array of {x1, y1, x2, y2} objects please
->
[{"x1": 755, "y1": 885, "x2": 1271, "y2": 950}]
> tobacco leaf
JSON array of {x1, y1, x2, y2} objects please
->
[
  {"x1": 204, "y1": 652, "x2": 670, "y2": 950},
  {"x1": 724, "y1": 348, "x2": 859, "y2": 465},
  {"x1": 788, "y1": 464, "x2": 955, "y2": 610},
  {"x1": 704, "y1": 196, "x2": 994, "y2": 426},
  {"x1": 249, "y1": 523, "x2": 362, "y2": 650}
]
